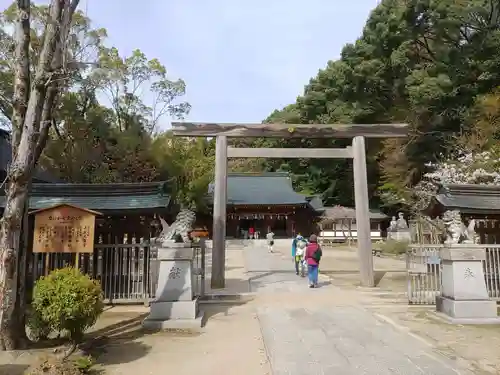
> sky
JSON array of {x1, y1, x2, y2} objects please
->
[{"x1": 1, "y1": 0, "x2": 379, "y2": 128}]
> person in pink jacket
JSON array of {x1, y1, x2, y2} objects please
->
[{"x1": 304, "y1": 234, "x2": 322, "y2": 288}]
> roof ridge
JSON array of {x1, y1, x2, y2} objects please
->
[
  {"x1": 32, "y1": 181, "x2": 166, "y2": 188},
  {"x1": 29, "y1": 181, "x2": 168, "y2": 197},
  {"x1": 442, "y1": 183, "x2": 500, "y2": 195}
]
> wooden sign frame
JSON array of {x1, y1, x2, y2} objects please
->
[{"x1": 30, "y1": 203, "x2": 102, "y2": 256}]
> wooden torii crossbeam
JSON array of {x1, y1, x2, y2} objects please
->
[
  {"x1": 172, "y1": 122, "x2": 409, "y2": 288},
  {"x1": 172, "y1": 122, "x2": 408, "y2": 138}
]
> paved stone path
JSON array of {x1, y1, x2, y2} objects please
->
[{"x1": 243, "y1": 243, "x2": 473, "y2": 375}]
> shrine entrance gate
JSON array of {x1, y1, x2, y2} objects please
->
[{"x1": 172, "y1": 122, "x2": 408, "y2": 288}]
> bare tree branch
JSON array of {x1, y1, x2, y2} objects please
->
[
  {"x1": 34, "y1": 99, "x2": 54, "y2": 163},
  {"x1": 13, "y1": 0, "x2": 64, "y2": 173},
  {"x1": 33, "y1": 0, "x2": 80, "y2": 165},
  {"x1": 11, "y1": 0, "x2": 31, "y2": 155}
]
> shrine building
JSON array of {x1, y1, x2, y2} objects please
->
[
  {"x1": 203, "y1": 172, "x2": 324, "y2": 238},
  {"x1": 0, "y1": 181, "x2": 172, "y2": 240},
  {"x1": 0, "y1": 172, "x2": 323, "y2": 240},
  {"x1": 0, "y1": 181, "x2": 171, "y2": 304},
  {"x1": 423, "y1": 183, "x2": 500, "y2": 244},
  {"x1": 0, "y1": 172, "x2": 322, "y2": 303}
]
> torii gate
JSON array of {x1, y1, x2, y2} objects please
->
[{"x1": 172, "y1": 122, "x2": 408, "y2": 288}]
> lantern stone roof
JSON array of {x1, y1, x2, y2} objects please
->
[
  {"x1": 428, "y1": 183, "x2": 500, "y2": 214},
  {"x1": 319, "y1": 205, "x2": 388, "y2": 222},
  {"x1": 0, "y1": 181, "x2": 170, "y2": 212}
]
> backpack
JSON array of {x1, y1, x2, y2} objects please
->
[{"x1": 311, "y1": 245, "x2": 322, "y2": 262}]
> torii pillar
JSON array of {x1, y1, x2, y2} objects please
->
[{"x1": 172, "y1": 122, "x2": 409, "y2": 288}]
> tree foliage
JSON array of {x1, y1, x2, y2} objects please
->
[
  {"x1": 259, "y1": 0, "x2": 500, "y2": 211},
  {"x1": 92, "y1": 47, "x2": 190, "y2": 134},
  {"x1": 0, "y1": 0, "x2": 194, "y2": 351},
  {"x1": 0, "y1": 2, "x2": 193, "y2": 186},
  {"x1": 151, "y1": 133, "x2": 215, "y2": 211}
]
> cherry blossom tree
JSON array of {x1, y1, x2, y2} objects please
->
[{"x1": 380, "y1": 146, "x2": 500, "y2": 214}]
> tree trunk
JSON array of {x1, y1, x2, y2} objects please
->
[
  {"x1": 0, "y1": 0, "x2": 31, "y2": 351},
  {"x1": 0, "y1": 0, "x2": 80, "y2": 350},
  {"x1": 12, "y1": 199, "x2": 30, "y2": 349},
  {"x1": 0, "y1": 185, "x2": 28, "y2": 350},
  {"x1": 8, "y1": 1, "x2": 31, "y2": 347}
]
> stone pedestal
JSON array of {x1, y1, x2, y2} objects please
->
[
  {"x1": 142, "y1": 242, "x2": 204, "y2": 330},
  {"x1": 436, "y1": 244, "x2": 500, "y2": 324}
]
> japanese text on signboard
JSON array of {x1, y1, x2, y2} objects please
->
[{"x1": 33, "y1": 205, "x2": 97, "y2": 253}]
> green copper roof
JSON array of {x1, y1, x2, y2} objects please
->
[
  {"x1": 0, "y1": 182, "x2": 170, "y2": 211},
  {"x1": 226, "y1": 172, "x2": 308, "y2": 206},
  {"x1": 431, "y1": 183, "x2": 500, "y2": 214},
  {"x1": 306, "y1": 196, "x2": 325, "y2": 212}
]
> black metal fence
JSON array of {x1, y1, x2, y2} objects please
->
[{"x1": 28, "y1": 239, "x2": 207, "y2": 304}]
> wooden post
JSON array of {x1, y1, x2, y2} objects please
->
[
  {"x1": 45, "y1": 255, "x2": 50, "y2": 276},
  {"x1": 348, "y1": 219, "x2": 353, "y2": 246},
  {"x1": 211, "y1": 135, "x2": 228, "y2": 289},
  {"x1": 352, "y1": 136, "x2": 374, "y2": 287},
  {"x1": 200, "y1": 237, "x2": 206, "y2": 297}
]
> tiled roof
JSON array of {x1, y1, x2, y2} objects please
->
[
  {"x1": 225, "y1": 172, "x2": 309, "y2": 206},
  {"x1": 0, "y1": 181, "x2": 170, "y2": 211},
  {"x1": 433, "y1": 184, "x2": 500, "y2": 214},
  {"x1": 306, "y1": 196, "x2": 325, "y2": 212}
]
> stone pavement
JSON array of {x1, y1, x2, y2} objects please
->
[{"x1": 243, "y1": 243, "x2": 473, "y2": 375}]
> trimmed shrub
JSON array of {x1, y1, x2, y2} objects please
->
[
  {"x1": 379, "y1": 239, "x2": 410, "y2": 255},
  {"x1": 32, "y1": 267, "x2": 104, "y2": 344},
  {"x1": 24, "y1": 355, "x2": 94, "y2": 375},
  {"x1": 26, "y1": 307, "x2": 52, "y2": 341},
  {"x1": 73, "y1": 355, "x2": 94, "y2": 373}
]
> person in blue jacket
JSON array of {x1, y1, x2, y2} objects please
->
[
  {"x1": 291, "y1": 234, "x2": 300, "y2": 257},
  {"x1": 292, "y1": 234, "x2": 306, "y2": 275}
]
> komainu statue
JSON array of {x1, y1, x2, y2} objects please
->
[
  {"x1": 154, "y1": 209, "x2": 196, "y2": 244},
  {"x1": 442, "y1": 210, "x2": 477, "y2": 244}
]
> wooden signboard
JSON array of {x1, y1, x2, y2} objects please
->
[{"x1": 31, "y1": 204, "x2": 102, "y2": 254}]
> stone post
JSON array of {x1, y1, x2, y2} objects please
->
[
  {"x1": 436, "y1": 244, "x2": 500, "y2": 324},
  {"x1": 142, "y1": 242, "x2": 204, "y2": 330},
  {"x1": 352, "y1": 135, "x2": 374, "y2": 287}
]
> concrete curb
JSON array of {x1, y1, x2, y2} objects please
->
[
  {"x1": 100, "y1": 294, "x2": 257, "y2": 312},
  {"x1": 199, "y1": 293, "x2": 256, "y2": 304}
]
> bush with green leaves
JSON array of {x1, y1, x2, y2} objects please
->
[
  {"x1": 24, "y1": 355, "x2": 94, "y2": 375},
  {"x1": 379, "y1": 239, "x2": 410, "y2": 255},
  {"x1": 32, "y1": 267, "x2": 104, "y2": 344},
  {"x1": 26, "y1": 307, "x2": 52, "y2": 341}
]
